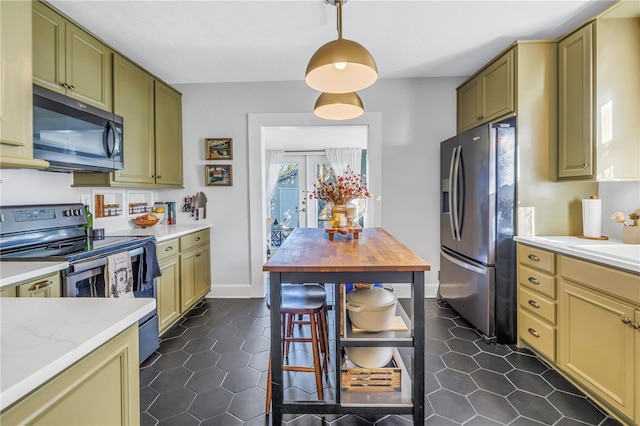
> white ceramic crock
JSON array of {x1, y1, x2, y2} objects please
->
[{"x1": 345, "y1": 286, "x2": 397, "y2": 332}]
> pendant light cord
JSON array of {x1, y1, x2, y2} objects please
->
[{"x1": 336, "y1": 0, "x2": 343, "y2": 39}]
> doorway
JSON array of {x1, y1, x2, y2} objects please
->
[{"x1": 248, "y1": 113, "x2": 382, "y2": 298}]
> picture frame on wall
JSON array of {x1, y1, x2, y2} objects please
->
[
  {"x1": 205, "y1": 138, "x2": 233, "y2": 160},
  {"x1": 205, "y1": 164, "x2": 232, "y2": 186}
]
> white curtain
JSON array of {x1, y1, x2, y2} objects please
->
[
  {"x1": 325, "y1": 148, "x2": 362, "y2": 177},
  {"x1": 265, "y1": 150, "x2": 284, "y2": 210}
]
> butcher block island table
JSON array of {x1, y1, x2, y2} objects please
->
[{"x1": 263, "y1": 227, "x2": 430, "y2": 424}]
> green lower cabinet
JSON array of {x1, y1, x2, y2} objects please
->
[
  {"x1": 0, "y1": 325, "x2": 140, "y2": 425},
  {"x1": 156, "y1": 230, "x2": 211, "y2": 335},
  {"x1": 157, "y1": 256, "x2": 181, "y2": 334}
]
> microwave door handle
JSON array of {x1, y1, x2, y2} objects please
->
[
  {"x1": 104, "y1": 121, "x2": 118, "y2": 158},
  {"x1": 448, "y1": 146, "x2": 458, "y2": 241},
  {"x1": 452, "y1": 145, "x2": 461, "y2": 241}
]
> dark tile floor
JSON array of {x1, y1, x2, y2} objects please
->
[{"x1": 140, "y1": 297, "x2": 622, "y2": 425}]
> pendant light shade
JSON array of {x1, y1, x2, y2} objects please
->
[
  {"x1": 305, "y1": 0, "x2": 377, "y2": 94},
  {"x1": 306, "y1": 39, "x2": 377, "y2": 93},
  {"x1": 314, "y1": 92, "x2": 364, "y2": 120}
]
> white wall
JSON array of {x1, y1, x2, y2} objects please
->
[
  {"x1": 168, "y1": 77, "x2": 464, "y2": 297},
  {"x1": 599, "y1": 181, "x2": 640, "y2": 240}
]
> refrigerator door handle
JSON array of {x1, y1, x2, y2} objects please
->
[
  {"x1": 448, "y1": 146, "x2": 458, "y2": 240},
  {"x1": 452, "y1": 145, "x2": 462, "y2": 241},
  {"x1": 441, "y1": 249, "x2": 486, "y2": 275}
]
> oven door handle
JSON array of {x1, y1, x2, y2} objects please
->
[{"x1": 71, "y1": 247, "x2": 144, "y2": 273}]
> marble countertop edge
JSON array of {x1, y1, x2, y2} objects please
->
[{"x1": 513, "y1": 235, "x2": 640, "y2": 274}]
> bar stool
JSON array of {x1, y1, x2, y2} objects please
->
[{"x1": 265, "y1": 284, "x2": 329, "y2": 414}]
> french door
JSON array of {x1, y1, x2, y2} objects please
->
[{"x1": 269, "y1": 153, "x2": 331, "y2": 233}]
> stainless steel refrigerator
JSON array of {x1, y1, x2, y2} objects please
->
[{"x1": 439, "y1": 118, "x2": 516, "y2": 344}]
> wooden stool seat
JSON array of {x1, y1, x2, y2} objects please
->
[{"x1": 265, "y1": 284, "x2": 329, "y2": 414}]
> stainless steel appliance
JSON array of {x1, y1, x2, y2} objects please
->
[
  {"x1": 32, "y1": 85, "x2": 124, "y2": 172},
  {"x1": 439, "y1": 118, "x2": 516, "y2": 344},
  {"x1": 0, "y1": 203, "x2": 159, "y2": 363}
]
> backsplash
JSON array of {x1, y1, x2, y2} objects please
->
[{"x1": 599, "y1": 181, "x2": 640, "y2": 240}]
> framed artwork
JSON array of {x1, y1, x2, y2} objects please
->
[
  {"x1": 205, "y1": 164, "x2": 232, "y2": 186},
  {"x1": 205, "y1": 138, "x2": 233, "y2": 160}
]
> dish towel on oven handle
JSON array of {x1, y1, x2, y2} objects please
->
[{"x1": 105, "y1": 251, "x2": 135, "y2": 298}]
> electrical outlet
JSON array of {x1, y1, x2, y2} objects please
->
[{"x1": 80, "y1": 194, "x2": 90, "y2": 205}]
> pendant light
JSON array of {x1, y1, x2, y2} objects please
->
[
  {"x1": 314, "y1": 92, "x2": 364, "y2": 120},
  {"x1": 306, "y1": 0, "x2": 377, "y2": 94}
]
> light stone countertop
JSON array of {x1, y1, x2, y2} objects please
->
[
  {"x1": 513, "y1": 235, "x2": 640, "y2": 274},
  {"x1": 106, "y1": 223, "x2": 212, "y2": 243},
  {"x1": 0, "y1": 297, "x2": 156, "y2": 411},
  {"x1": 0, "y1": 261, "x2": 69, "y2": 290}
]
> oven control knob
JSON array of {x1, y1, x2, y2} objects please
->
[
  {"x1": 64, "y1": 210, "x2": 72, "y2": 217},
  {"x1": 74, "y1": 209, "x2": 82, "y2": 216}
]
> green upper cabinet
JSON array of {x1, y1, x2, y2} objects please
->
[
  {"x1": 558, "y1": 23, "x2": 594, "y2": 179},
  {"x1": 112, "y1": 54, "x2": 155, "y2": 185},
  {"x1": 0, "y1": 0, "x2": 49, "y2": 169},
  {"x1": 74, "y1": 57, "x2": 183, "y2": 188},
  {"x1": 457, "y1": 49, "x2": 515, "y2": 133},
  {"x1": 558, "y1": 0, "x2": 640, "y2": 181},
  {"x1": 32, "y1": 1, "x2": 112, "y2": 111},
  {"x1": 155, "y1": 81, "x2": 183, "y2": 187}
]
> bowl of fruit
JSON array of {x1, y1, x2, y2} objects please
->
[{"x1": 133, "y1": 213, "x2": 160, "y2": 228}]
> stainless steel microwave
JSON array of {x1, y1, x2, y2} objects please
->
[{"x1": 32, "y1": 85, "x2": 124, "y2": 173}]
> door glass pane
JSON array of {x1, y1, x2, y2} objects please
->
[
  {"x1": 315, "y1": 162, "x2": 333, "y2": 228},
  {"x1": 269, "y1": 163, "x2": 298, "y2": 247}
]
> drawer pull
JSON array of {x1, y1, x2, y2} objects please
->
[
  {"x1": 527, "y1": 277, "x2": 540, "y2": 285},
  {"x1": 29, "y1": 280, "x2": 53, "y2": 292},
  {"x1": 527, "y1": 254, "x2": 540, "y2": 262},
  {"x1": 621, "y1": 317, "x2": 632, "y2": 325},
  {"x1": 195, "y1": 236, "x2": 201, "y2": 241},
  {"x1": 528, "y1": 328, "x2": 540, "y2": 338},
  {"x1": 528, "y1": 300, "x2": 540, "y2": 309},
  {"x1": 165, "y1": 246, "x2": 174, "y2": 252}
]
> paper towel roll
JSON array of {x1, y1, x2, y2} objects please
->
[{"x1": 582, "y1": 197, "x2": 601, "y2": 238}]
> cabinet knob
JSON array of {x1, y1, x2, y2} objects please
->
[
  {"x1": 528, "y1": 277, "x2": 540, "y2": 285},
  {"x1": 582, "y1": 163, "x2": 589, "y2": 169},
  {"x1": 528, "y1": 300, "x2": 540, "y2": 309},
  {"x1": 527, "y1": 254, "x2": 540, "y2": 262},
  {"x1": 195, "y1": 237, "x2": 201, "y2": 241},
  {"x1": 61, "y1": 82, "x2": 70, "y2": 89},
  {"x1": 632, "y1": 322, "x2": 640, "y2": 329},
  {"x1": 528, "y1": 328, "x2": 540, "y2": 338},
  {"x1": 151, "y1": 175, "x2": 155, "y2": 178},
  {"x1": 157, "y1": 176, "x2": 162, "y2": 179},
  {"x1": 69, "y1": 85, "x2": 75, "y2": 91},
  {"x1": 621, "y1": 317, "x2": 632, "y2": 325}
]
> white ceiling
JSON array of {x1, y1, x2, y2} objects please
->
[{"x1": 47, "y1": 0, "x2": 614, "y2": 85}]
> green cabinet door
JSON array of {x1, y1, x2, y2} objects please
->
[
  {"x1": 32, "y1": 1, "x2": 112, "y2": 111},
  {"x1": 113, "y1": 54, "x2": 155, "y2": 184},
  {"x1": 195, "y1": 245, "x2": 211, "y2": 299},
  {"x1": 457, "y1": 77, "x2": 481, "y2": 133},
  {"x1": 155, "y1": 81, "x2": 184, "y2": 186},
  {"x1": 558, "y1": 23, "x2": 594, "y2": 179},
  {"x1": 65, "y1": 22, "x2": 112, "y2": 111},
  {"x1": 158, "y1": 257, "x2": 181, "y2": 334},
  {"x1": 482, "y1": 49, "x2": 514, "y2": 123},
  {"x1": 180, "y1": 249, "x2": 199, "y2": 313},
  {"x1": 32, "y1": 1, "x2": 65, "y2": 95}
]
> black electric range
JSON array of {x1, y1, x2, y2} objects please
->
[{"x1": 0, "y1": 203, "x2": 153, "y2": 263}]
